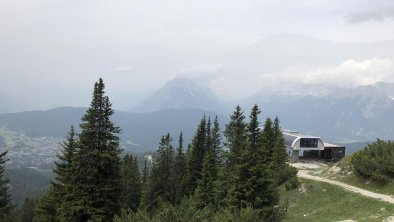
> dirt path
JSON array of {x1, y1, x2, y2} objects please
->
[{"x1": 297, "y1": 170, "x2": 394, "y2": 204}]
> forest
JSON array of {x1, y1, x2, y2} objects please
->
[{"x1": 0, "y1": 78, "x2": 299, "y2": 222}]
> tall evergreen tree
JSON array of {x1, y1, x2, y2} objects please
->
[
  {"x1": 36, "y1": 126, "x2": 77, "y2": 221},
  {"x1": 229, "y1": 104, "x2": 263, "y2": 209},
  {"x1": 260, "y1": 118, "x2": 274, "y2": 161},
  {"x1": 211, "y1": 116, "x2": 222, "y2": 166},
  {"x1": 272, "y1": 116, "x2": 281, "y2": 142},
  {"x1": 225, "y1": 106, "x2": 248, "y2": 209},
  {"x1": 174, "y1": 132, "x2": 186, "y2": 204},
  {"x1": 248, "y1": 104, "x2": 262, "y2": 154},
  {"x1": 144, "y1": 134, "x2": 175, "y2": 210},
  {"x1": 196, "y1": 118, "x2": 218, "y2": 208},
  {"x1": 0, "y1": 151, "x2": 13, "y2": 221},
  {"x1": 195, "y1": 142, "x2": 216, "y2": 208},
  {"x1": 18, "y1": 198, "x2": 36, "y2": 222},
  {"x1": 61, "y1": 78, "x2": 122, "y2": 221},
  {"x1": 245, "y1": 107, "x2": 278, "y2": 217},
  {"x1": 224, "y1": 106, "x2": 248, "y2": 169},
  {"x1": 120, "y1": 154, "x2": 141, "y2": 211},
  {"x1": 272, "y1": 117, "x2": 288, "y2": 171},
  {"x1": 186, "y1": 116, "x2": 207, "y2": 194}
]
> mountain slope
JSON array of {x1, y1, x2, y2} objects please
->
[
  {"x1": 241, "y1": 83, "x2": 394, "y2": 142},
  {"x1": 133, "y1": 77, "x2": 224, "y2": 113},
  {"x1": 0, "y1": 107, "x2": 227, "y2": 152}
]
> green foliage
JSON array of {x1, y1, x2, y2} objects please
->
[
  {"x1": 15, "y1": 198, "x2": 36, "y2": 222},
  {"x1": 35, "y1": 126, "x2": 77, "y2": 221},
  {"x1": 174, "y1": 132, "x2": 187, "y2": 204},
  {"x1": 62, "y1": 78, "x2": 122, "y2": 221},
  {"x1": 351, "y1": 139, "x2": 394, "y2": 183},
  {"x1": 0, "y1": 151, "x2": 14, "y2": 221},
  {"x1": 186, "y1": 116, "x2": 207, "y2": 195},
  {"x1": 120, "y1": 154, "x2": 141, "y2": 211},
  {"x1": 280, "y1": 179, "x2": 394, "y2": 222},
  {"x1": 114, "y1": 197, "x2": 284, "y2": 222},
  {"x1": 142, "y1": 134, "x2": 176, "y2": 211},
  {"x1": 285, "y1": 176, "x2": 300, "y2": 191},
  {"x1": 5, "y1": 168, "x2": 53, "y2": 205}
]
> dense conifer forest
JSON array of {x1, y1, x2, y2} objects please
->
[{"x1": 0, "y1": 79, "x2": 299, "y2": 221}]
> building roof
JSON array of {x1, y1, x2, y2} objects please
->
[
  {"x1": 323, "y1": 142, "x2": 345, "y2": 148},
  {"x1": 282, "y1": 129, "x2": 320, "y2": 139}
]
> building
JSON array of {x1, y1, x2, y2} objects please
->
[{"x1": 282, "y1": 129, "x2": 345, "y2": 161}]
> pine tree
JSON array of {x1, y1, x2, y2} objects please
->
[
  {"x1": 211, "y1": 116, "x2": 222, "y2": 166},
  {"x1": 174, "y1": 132, "x2": 186, "y2": 204},
  {"x1": 0, "y1": 151, "x2": 13, "y2": 221},
  {"x1": 144, "y1": 134, "x2": 175, "y2": 210},
  {"x1": 230, "y1": 104, "x2": 263, "y2": 209},
  {"x1": 195, "y1": 118, "x2": 216, "y2": 208},
  {"x1": 140, "y1": 156, "x2": 150, "y2": 209},
  {"x1": 61, "y1": 78, "x2": 122, "y2": 221},
  {"x1": 245, "y1": 106, "x2": 278, "y2": 217},
  {"x1": 225, "y1": 106, "x2": 248, "y2": 209},
  {"x1": 260, "y1": 118, "x2": 274, "y2": 161},
  {"x1": 186, "y1": 116, "x2": 207, "y2": 194},
  {"x1": 224, "y1": 106, "x2": 248, "y2": 169},
  {"x1": 18, "y1": 198, "x2": 36, "y2": 222},
  {"x1": 120, "y1": 154, "x2": 141, "y2": 212},
  {"x1": 272, "y1": 117, "x2": 288, "y2": 172},
  {"x1": 229, "y1": 105, "x2": 279, "y2": 216},
  {"x1": 36, "y1": 126, "x2": 77, "y2": 221}
]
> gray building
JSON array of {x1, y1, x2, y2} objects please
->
[{"x1": 282, "y1": 129, "x2": 345, "y2": 161}]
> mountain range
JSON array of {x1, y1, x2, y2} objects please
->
[
  {"x1": 1, "y1": 76, "x2": 394, "y2": 151},
  {"x1": 129, "y1": 77, "x2": 394, "y2": 143}
]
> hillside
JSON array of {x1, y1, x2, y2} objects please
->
[
  {"x1": 0, "y1": 107, "x2": 227, "y2": 151},
  {"x1": 280, "y1": 179, "x2": 394, "y2": 222},
  {"x1": 0, "y1": 107, "x2": 227, "y2": 168}
]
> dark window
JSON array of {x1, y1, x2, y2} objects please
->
[{"x1": 300, "y1": 138, "x2": 318, "y2": 148}]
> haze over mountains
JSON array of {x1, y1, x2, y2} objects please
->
[
  {"x1": 1, "y1": 76, "x2": 394, "y2": 148},
  {"x1": 132, "y1": 77, "x2": 224, "y2": 113}
]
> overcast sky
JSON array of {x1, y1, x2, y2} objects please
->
[{"x1": 1, "y1": 0, "x2": 394, "y2": 111}]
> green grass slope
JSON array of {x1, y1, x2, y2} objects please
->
[
  {"x1": 314, "y1": 156, "x2": 394, "y2": 196},
  {"x1": 280, "y1": 179, "x2": 394, "y2": 222}
]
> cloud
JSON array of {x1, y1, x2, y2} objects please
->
[
  {"x1": 261, "y1": 58, "x2": 394, "y2": 88},
  {"x1": 345, "y1": 6, "x2": 394, "y2": 23},
  {"x1": 113, "y1": 66, "x2": 134, "y2": 73},
  {"x1": 179, "y1": 64, "x2": 224, "y2": 83}
]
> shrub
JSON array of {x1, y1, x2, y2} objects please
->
[{"x1": 351, "y1": 139, "x2": 394, "y2": 183}]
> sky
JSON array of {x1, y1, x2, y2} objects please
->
[{"x1": 1, "y1": 0, "x2": 394, "y2": 111}]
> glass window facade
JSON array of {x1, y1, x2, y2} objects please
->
[{"x1": 300, "y1": 138, "x2": 318, "y2": 148}]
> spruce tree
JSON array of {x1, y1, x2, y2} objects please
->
[
  {"x1": 18, "y1": 198, "x2": 36, "y2": 222},
  {"x1": 272, "y1": 117, "x2": 288, "y2": 173},
  {"x1": 225, "y1": 106, "x2": 248, "y2": 209},
  {"x1": 260, "y1": 118, "x2": 274, "y2": 161},
  {"x1": 224, "y1": 106, "x2": 248, "y2": 169},
  {"x1": 186, "y1": 116, "x2": 207, "y2": 194},
  {"x1": 211, "y1": 116, "x2": 222, "y2": 166},
  {"x1": 36, "y1": 126, "x2": 77, "y2": 221},
  {"x1": 120, "y1": 154, "x2": 141, "y2": 211},
  {"x1": 62, "y1": 78, "x2": 122, "y2": 221},
  {"x1": 196, "y1": 118, "x2": 217, "y2": 208},
  {"x1": 0, "y1": 151, "x2": 13, "y2": 221},
  {"x1": 246, "y1": 107, "x2": 278, "y2": 217},
  {"x1": 174, "y1": 132, "x2": 186, "y2": 204},
  {"x1": 144, "y1": 134, "x2": 175, "y2": 210}
]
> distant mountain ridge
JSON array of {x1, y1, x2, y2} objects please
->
[
  {"x1": 241, "y1": 82, "x2": 394, "y2": 142},
  {"x1": 133, "y1": 77, "x2": 225, "y2": 113},
  {"x1": 0, "y1": 106, "x2": 227, "y2": 152}
]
